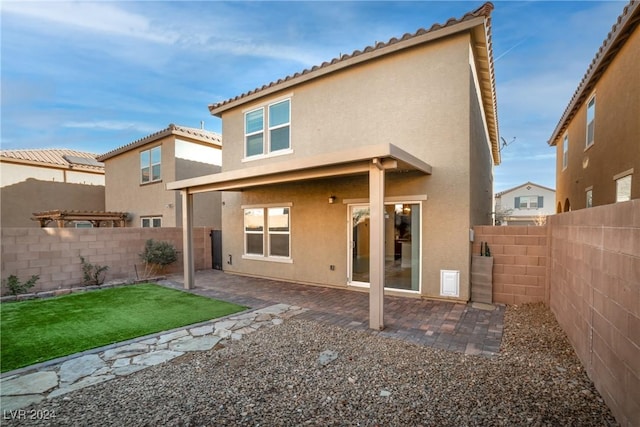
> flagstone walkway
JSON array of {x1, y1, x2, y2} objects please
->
[{"x1": 0, "y1": 303, "x2": 306, "y2": 413}]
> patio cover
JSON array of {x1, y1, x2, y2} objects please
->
[{"x1": 166, "y1": 143, "x2": 432, "y2": 330}]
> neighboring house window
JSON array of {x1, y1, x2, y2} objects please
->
[
  {"x1": 141, "y1": 217, "x2": 162, "y2": 227},
  {"x1": 244, "y1": 206, "x2": 291, "y2": 259},
  {"x1": 586, "y1": 95, "x2": 595, "y2": 148},
  {"x1": 75, "y1": 221, "x2": 93, "y2": 228},
  {"x1": 244, "y1": 99, "x2": 291, "y2": 158},
  {"x1": 586, "y1": 188, "x2": 593, "y2": 208},
  {"x1": 141, "y1": 146, "x2": 161, "y2": 183},
  {"x1": 514, "y1": 195, "x2": 543, "y2": 209},
  {"x1": 616, "y1": 174, "x2": 632, "y2": 202},
  {"x1": 562, "y1": 134, "x2": 569, "y2": 170}
]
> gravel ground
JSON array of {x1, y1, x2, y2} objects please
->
[{"x1": 5, "y1": 303, "x2": 617, "y2": 426}]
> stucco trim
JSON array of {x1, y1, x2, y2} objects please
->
[{"x1": 612, "y1": 168, "x2": 634, "y2": 180}]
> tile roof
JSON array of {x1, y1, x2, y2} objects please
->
[
  {"x1": 0, "y1": 149, "x2": 104, "y2": 172},
  {"x1": 208, "y1": 3, "x2": 498, "y2": 149},
  {"x1": 97, "y1": 124, "x2": 222, "y2": 161},
  {"x1": 208, "y1": 2, "x2": 499, "y2": 163},
  {"x1": 548, "y1": 0, "x2": 640, "y2": 146}
]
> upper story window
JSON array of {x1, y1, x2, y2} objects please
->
[
  {"x1": 562, "y1": 134, "x2": 569, "y2": 170},
  {"x1": 515, "y1": 195, "x2": 542, "y2": 210},
  {"x1": 244, "y1": 99, "x2": 291, "y2": 159},
  {"x1": 141, "y1": 146, "x2": 161, "y2": 183},
  {"x1": 586, "y1": 188, "x2": 593, "y2": 208},
  {"x1": 586, "y1": 95, "x2": 595, "y2": 148}
]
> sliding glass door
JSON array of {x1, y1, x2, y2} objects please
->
[{"x1": 348, "y1": 202, "x2": 420, "y2": 292}]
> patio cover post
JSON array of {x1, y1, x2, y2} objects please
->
[
  {"x1": 181, "y1": 190, "x2": 195, "y2": 290},
  {"x1": 369, "y1": 159, "x2": 385, "y2": 330}
]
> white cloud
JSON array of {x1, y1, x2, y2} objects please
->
[
  {"x1": 63, "y1": 120, "x2": 156, "y2": 133},
  {"x1": 1, "y1": 1, "x2": 179, "y2": 44}
]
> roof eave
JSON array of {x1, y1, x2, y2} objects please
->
[
  {"x1": 548, "y1": 1, "x2": 640, "y2": 146},
  {"x1": 97, "y1": 126, "x2": 222, "y2": 161},
  {"x1": 209, "y1": 16, "x2": 488, "y2": 118}
]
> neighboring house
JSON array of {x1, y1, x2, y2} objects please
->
[
  {"x1": 494, "y1": 182, "x2": 555, "y2": 225},
  {"x1": 97, "y1": 124, "x2": 223, "y2": 228},
  {"x1": 0, "y1": 149, "x2": 105, "y2": 227},
  {"x1": 548, "y1": 1, "x2": 639, "y2": 212},
  {"x1": 168, "y1": 3, "x2": 500, "y2": 328}
]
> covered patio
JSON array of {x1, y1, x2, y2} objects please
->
[
  {"x1": 167, "y1": 143, "x2": 432, "y2": 331},
  {"x1": 165, "y1": 269, "x2": 504, "y2": 356}
]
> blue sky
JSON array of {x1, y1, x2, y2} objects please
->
[{"x1": 0, "y1": 1, "x2": 627, "y2": 192}]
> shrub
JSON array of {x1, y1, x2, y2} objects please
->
[
  {"x1": 139, "y1": 239, "x2": 178, "y2": 278},
  {"x1": 3, "y1": 274, "x2": 39, "y2": 295},
  {"x1": 79, "y1": 256, "x2": 109, "y2": 286}
]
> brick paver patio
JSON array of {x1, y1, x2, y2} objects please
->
[{"x1": 167, "y1": 270, "x2": 505, "y2": 356}]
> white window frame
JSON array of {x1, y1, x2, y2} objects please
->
[
  {"x1": 243, "y1": 96, "x2": 292, "y2": 161},
  {"x1": 242, "y1": 203, "x2": 293, "y2": 263},
  {"x1": 614, "y1": 170, "x2": 633, "y2": 203},
  {"x1": 267, "y1": 99, "x2": 291, "y2": 153},
  {"x1": 585, "y1": 95, "x2": 596, "y2": 149},
  {"x1": 244, "y1": 107, "x2": 265, "y2": 158},
  {"x1": 141, "y1": 217, "x2": 162, "y2": 228},
  {"x1": 140, "y1": 146, "x2": 161, "y2": 184},
  {"x1": 562, "y1": 133, "x2": 569, "y2": 170},
  {"x1": 518, "y1": 195, "x2": 539, "y2": 210}
]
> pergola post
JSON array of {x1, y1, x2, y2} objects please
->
[
  {"x1": 369, "y1": 159, "x2": 385, "y2": 330},
  {"x1": 181, "y1": 190, "x2": 195, "y2": 290}
]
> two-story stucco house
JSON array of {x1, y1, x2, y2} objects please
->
[
  {"x1": 548, "y1": 1, "x2": 639, "y2": 212},
  {"x1": 494, "y1": 182, "x2": 555, "y2": 225},
  {"x1": 168, "y1": 3, "x2": 500, "y2": 329},
  {"x1": 97, "y1": 124, "x2": 222, "y2": 228},
  {"x1": 0, "y1": 149, "x2": 105, "y2": 227}
]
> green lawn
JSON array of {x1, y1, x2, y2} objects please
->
[{"x1": 0, "y1": 284, "x2": 246, "y2": 373}]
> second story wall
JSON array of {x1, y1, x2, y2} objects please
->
[
  {"x1": 555, "y1": 23, "x2": 639, "y2": 211},
  {"x1": 220, "y1": 33, "x2": 474, "y2": 174},
  {"x1": 0, "y1": 162, "x2": 105, "y2": 227},
  {"x1": 104, "y1": 136, "x2": 179, "y2": 227}
]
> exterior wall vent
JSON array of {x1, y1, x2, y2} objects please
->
[{"x1": 440, "y1": 270, "x2": 460, "y2": 297}]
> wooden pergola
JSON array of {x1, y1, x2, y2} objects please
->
[{"x1": 31, "y1": 210, "x2": 128, "y2": 228}]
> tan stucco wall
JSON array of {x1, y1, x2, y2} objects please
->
[
  {"x1": 1, "y1": 178, "x2": 105, "y2": 227},
  {"x1": 217, "y1": 33, "x2": 494, "y2": 301},
  {"x1": 468, "y1": 59, "x2": 495, "y2": 228},
  {"x1": 104, "y1": 136, "x2": 178, "y2": 226},
  {"x1": 0, "y1": 162, "x2": 104, "y2": 187},
  {"x1": 104, "y1": 138, "x2": 222, "y2": 228},
  {"x1": 555, "y1": 28, "x2": 640, "y2": 210}
]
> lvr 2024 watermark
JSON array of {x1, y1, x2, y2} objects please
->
[{"x1": 3, "y1": 409, "x2": 56, "y2": 420}]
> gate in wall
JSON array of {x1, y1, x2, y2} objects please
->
[{"x1": 210, "y1": 230, "x2": 222, "y2": 270}]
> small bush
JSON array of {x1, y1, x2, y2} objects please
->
[
  {"x1": 3, "y1": 274, "x2": 39, "y2": 295},
  {"x1": 139, "y1": 239, "x2": 178, "y2": 278},
  {"x1": 80, "y1": 256, "x2": 109, "y2": 286}
]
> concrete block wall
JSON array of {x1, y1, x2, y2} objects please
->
[
  {"x1": 1, "y1": 227, "x2": 214, "y2": 295},
  {"x1": 547, "y1": 200, "x2": 639, "y2": 427},
  {"x1": 473, "y1": 225, "x2": 549, "y2": 305}
]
